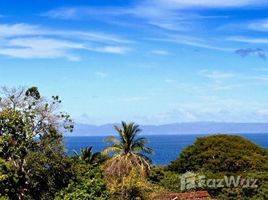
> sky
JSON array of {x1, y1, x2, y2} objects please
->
[{"x1": 1, "y1": 0, "x2": 268, "y2": 124}]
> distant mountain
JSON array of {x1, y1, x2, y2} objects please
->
[{"x1": 66, "y1": 122, "x2": 268, "y2": 136}]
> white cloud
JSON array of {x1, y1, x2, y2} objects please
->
[
  {"x1": 43, "y1": 6, "x2": 191, "y2": 31},
  {"x1": 144, "y1": 106, "x2": 268, "y2": 124},
  {"x1": 0, "y1": 23, "x2": 42, "y2": 37},
  {"x1": 151, "y1": 0, "x2": 266, "y2": 8},
  {"x1": 138, "y1": 93, "x2": 268, "y2": 124},
  {"x1": 248, "y1": 19, "x2": 268, "y2": 31},
  {"x1": 147, "y1": 20, "x2": 187, "y2": 31},
  {"x1": 0, "y1": 37, "x2": 83, "y2": 61},
  {"x1": 44, "y1": 7, "x2": 82, "y2": 19},
  {"x1": 149, "y1": 35, "x2": 234, "y2": 52},
  {"x1": 199, "y1": 69, "x2": 268, "y2": 85},
  {"x1": 43, "y1": 7, "x2": 131, "y2": 20},
  {"x1": 228, "y1": 36, "x2": 268, "y2": 44},
  {"x1": 43, "y1": 4, "x2": 230, "y2": 32},
  {"x1": 0, "y1": 23, "x2": 131, "y2": 60},
  {"x1": 9, "y1": 37, "x2": 83, "y2": 49},
  {"x1": 0, "y1": 23, "x2": 131, "y2": 44},
  {"x1": 43, "y1": 0, "x2": 266, "y2": 35},
  {"x1": 196, "y1": 70, "x2": 238, "y2": 91},
  {"x1": 94, "y1": 46, "x2": 129, "y2": 54}
]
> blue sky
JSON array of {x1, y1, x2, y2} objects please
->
[{"x1": 1, "y1": 0, "x2": 268, "y2": 124}]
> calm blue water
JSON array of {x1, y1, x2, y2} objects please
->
[{"x1": 64, "y1": 134, "x2": 268, "y2": 165}]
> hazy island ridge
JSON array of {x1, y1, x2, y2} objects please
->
[{"x1": 69, "y1": 122, "x2": 268, "y2": 136}]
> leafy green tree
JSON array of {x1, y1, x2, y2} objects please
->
[
  {"x1": 0, "y1": 86, "x2": 74, "y2": 200},
  {"x1": 169, "y1": 135, "x2": 268, "y2": 173},
  {"x1": 0, "y1": 109, "x2": 36, "y2": 200},
  {"x1": 24, "y1": 133, "x2": 74, "y2": 200},
  {"x1": 167, "y1": 135, "x2": 268, "y2": 199},
  {"x1": 102, "y1": 121, "x2": 153, "y2": 178}
]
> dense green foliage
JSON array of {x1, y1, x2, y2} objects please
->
[
  {"x1": 55, "y1": 166, "x2": 110, "y2": 200},
  {"x1": 0, "y1": 87, "x2": 109, "y2": 200},
  {"x1": 149, "y1": 167, "x2": 182, "y2": 192},
  {"x1": 0, "y1": 87, "x2": 74, "y2": 200},
  {"x1": 0, "y1": 158, "x2": 16, "y2": 198},
  {"x1": 169, "y1": 134, "x2": 268, "y2": 173},
  {"x1": 24, "y1": 146, "x2": 74, "y2": 199},
  {"x1": 160, "y1": 135, "x2": 268, "y2": 199}
]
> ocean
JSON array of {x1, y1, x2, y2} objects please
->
[{"x1": 64, "y1": 133, "x2": 268, "y2": 165}]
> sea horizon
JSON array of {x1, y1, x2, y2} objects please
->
[
  {"x1": 65, "y1": 132, "x2": 268, "y2": 137},
  {"x1": 64, "y1": 133, "x2": 268, "y2": 165}
]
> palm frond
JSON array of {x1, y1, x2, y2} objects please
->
[
  {"x1": 102, "y1": 145, "x2": 122, "y2": 155},
  {"x1": 73, "y1": 149, "x2": 79, "y2": 156},
  {"x1": 104, "y1": 136, "x2": 120, "y2": 145},
  {"x1": 102, "y1": 121, "x2": 153, "y2": 178}
]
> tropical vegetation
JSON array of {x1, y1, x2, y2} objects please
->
[{"x1": 0, "y1": 86, "x2": 268, "y2": 200}]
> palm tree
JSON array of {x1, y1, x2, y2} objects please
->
[
  {"x1": 73, "y1": 146, "x2": 104, "y2": 166},
  {"x1": 102, "y1": 121, "x2": 153, "y2": 178}
]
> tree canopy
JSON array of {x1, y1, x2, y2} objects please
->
[
  {"x1": 169, "y1": 134, "x2": 268, "y2": 173},
  {"x1": 0, "y1": 86, "x2": 74, "y2": 200}
]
